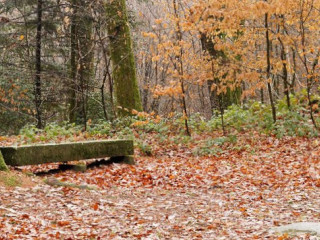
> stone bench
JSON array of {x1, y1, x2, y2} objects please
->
[{"x1": 0, "y1": 140, "x2": 134, "y2": 167}]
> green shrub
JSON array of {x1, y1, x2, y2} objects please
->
[
  {"x1": 136, "y1": 140, "x2": 153, "y2": 156},
  {"x1": 11, "y1": 96, "x2": 320, "y2": 147},
  {"x1": 189, "y1": 113, "x2": 208, "y2": 133},
  {"x1": 205, "y1": 98, "x2": 318, "y2": 138},
  {"x1": 193, "y1": 134, "x2": 236, "y2": 157}
]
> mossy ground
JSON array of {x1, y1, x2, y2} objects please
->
[{"x1": 0, "y1": 171, "x2": 36, "y2": 188}]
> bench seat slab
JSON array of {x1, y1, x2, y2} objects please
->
[{"x1": 0, "y1": 140, "x2": 134, "y2": 166}]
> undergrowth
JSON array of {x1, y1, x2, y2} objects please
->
[{"x1": 2, "y1": 96, "x2": 319, "y2": 157}]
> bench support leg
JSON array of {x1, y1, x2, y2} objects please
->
[{"x1": 109, "y1": 156, "x2": 135, "y2": 165}]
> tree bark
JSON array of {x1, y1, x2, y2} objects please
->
[
  {"x1": 172, "y1": 0, "x2": 191, "y2": 136},
  {"x1": 0, "y1": 152, "x2": 8, "y2": 171},
  {"x1": 35, "y1": 0, "x2": 43, "y2": 129},
  {"x1": 299, "y1": 1, "x2": 318, "y2": 129},
  {"x1": 105, "y1": 0, "x2": 142, "y2": 116},
  {"x1": 265, "y1": 11, "x2": 277, "y2": 123},
  {"x1": 278, "y1": 36, "x2": 291, "y2": 110},
  {"x1": 200, "y1": 34, "x2": 241, "y2": 111},
  {"x1": 68, "y1": 0, "x2": 94, "y2": 129}
]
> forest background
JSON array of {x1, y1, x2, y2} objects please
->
[{"x1": 0, "y1": 0, "x2": 320, "y2": 140}]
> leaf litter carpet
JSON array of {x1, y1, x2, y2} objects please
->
[{"x1": 0, "y1": 134, "x2": 320, "y2": 239}]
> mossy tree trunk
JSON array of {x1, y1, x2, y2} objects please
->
[
  {"x1": 69, "y1": 0, "x2": 94, "y2": 129},
  {"x1": 105, "y1": 0, "x2": 142, "y2": 116},
  {"x1": 200, "y1": 34, "x2": 241, "y2": 112},
  {"x1": 0, "y1": 152, "x2": 8, "y2": 171}
]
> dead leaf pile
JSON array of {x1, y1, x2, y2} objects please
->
[{"x1": 0, "y1": 132, "x2": 319, "y2": 239}]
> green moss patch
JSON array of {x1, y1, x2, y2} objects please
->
[
  {"x1": 0, "y1": 171, "x2": 35, "y2": 188},
  {"x1": 0, "y1": 151, "x2": 8, "y2": 171}
]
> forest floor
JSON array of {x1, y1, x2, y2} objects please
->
[{"x1": 0, "y1": 131, "x2": 320, "y2": 239}]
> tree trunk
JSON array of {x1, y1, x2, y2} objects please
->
[
  {"x1": 0, "y1": 152, "x2": 8, "y2": 171},
  {"x1": 299, "y1": 3, "x2": 318, "y2": 129},
  {"x1": 278, "y1": 35, "x2": 291, "y2": 110},
  {"x1": 265, "y1": 11, "x2": 277, "y2": 123},
  {"x1": 172, "y1": 0, "x2": 191, "y2": 136},
  {"x1": 35, "y1": 0, "x2": 43, "y2": 129},
  {"x1": 105, "y1": 0, "x2": 142, "y2": 116},
  {"x1": 200, "y1": 34, "x2": 241, "y2": 111},
  {"x1": 68, "y1": 0, "x2": 94, "y2": 129},
  {"x1": 291, "y1": 48, "x2": 296, "y2": 94},
  {"x1": 69, "y1": 0, "x2": 77, "y2": 123}
]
